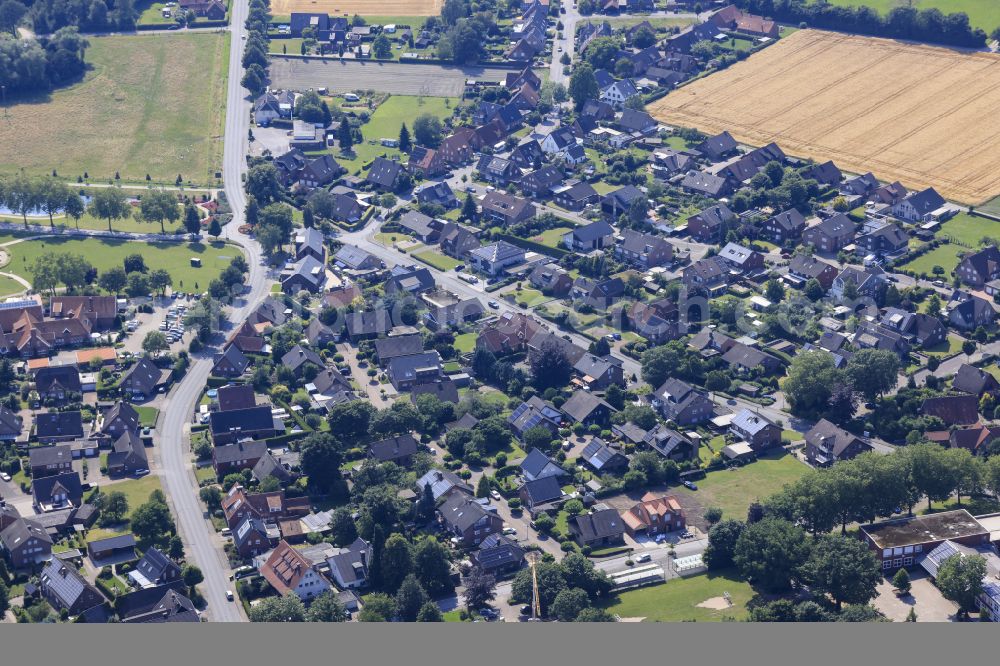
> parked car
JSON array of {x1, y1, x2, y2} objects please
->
[
  {"x1": 490, "y1": 490, "x2": 501, "y2": 501},
  {"x1": 226, "y1": 590, "x2": 234, "y2": 601},
  {"x1": 488, "y1": 300, "x2": 500, "y2": 309},
  {"x1": 0, "y1": 472, "x2": 10, "y2": 482},
  {"x1": 682, "y1": 480, "x2": 697, "y2": 490},
  {"x1": 636, "y1": 553, "x2": 651, "y2": 563}
]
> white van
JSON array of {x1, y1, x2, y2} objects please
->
[{"x1": 344, "y1": 93, "x2": 360, "y2": 102}]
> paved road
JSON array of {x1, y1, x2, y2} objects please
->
[
  {"x1": 269, "y1": 58, "x2": 518, "y2": 96},
  {"x1": 156, "y1": 0, "x2": 267, "y2": 623}
]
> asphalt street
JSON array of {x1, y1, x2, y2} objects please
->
[{"x1": 156, "y1": 0, "x2": 269, "y2": 622}]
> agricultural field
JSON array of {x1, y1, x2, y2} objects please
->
[
  {"x1": 270, "y1": 0, "x2": 442, "y2": 16},
  {"x1": 649, "y1": 29, "x2": 1000, "y2": 204},
  {"x1": 3, "y1": 238, "x2": 235, "y2": 291},
  {"x1": 825, "y1": 0, "x2": 1000, "y2": 32},
  {"x1": 0, "y1": 33, "x2": 229, "y2": 186}
]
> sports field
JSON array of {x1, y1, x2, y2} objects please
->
[
  {"x1": 270, "y1": 0, "x2": 442, "y2": 16},
  {"x1": 0, "y1": 33, "x2": 229, "y2": 186},
  {"x1": 649, "y1": 29, "x2": 1000, "y2": 205}
]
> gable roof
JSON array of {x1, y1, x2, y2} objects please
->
[
  {"x1": 368, "y1": 434, "x2": 419, "y2": 462},
  {"x1": 561, "y1": 390, "x2": 613, "y2": 422},
  {"x1": 520, "y1": 475, "x2": 563, "y2": 505},
  {"x1": 261, "y1": 540, "x2": 315, "y2": 596},
  {"x1": 952, "y1": 363, "x2": 1000, "y2": 397},
  {"x1": 209, "y1": 405, "x2": 277, "y2": 436},
  {"x1": 570, "y1": 508, "x2": 624, "y2": 541},
  {"x1": 217, "y1": 384, "x2": 257, "y2": 412},
  {"x1": 921, "y1": 394, "x2": 980, "y2": 426},
  {"x1": 36, "y1": 410, "x2": 84, "y2": 439}
]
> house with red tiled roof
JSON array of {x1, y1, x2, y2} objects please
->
[
  {"x1": 260, "y1": 540, "x2": 332, "y2": 601},
  {"x1": 621, "y1": 493, "x2": 686, "y2": 536}
]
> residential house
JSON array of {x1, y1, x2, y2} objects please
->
[
  {"x1": 106, "y1": 431, "x2": 148, "y2": 476},
  {"x1": 35, "y1": 411, "x2": 83, "y2": 443},
  {"x1": 580, "y1": 439, "x2": 629, "y2": 474},
  {"x1": 687, "y1": 204, "x2": 736, "y2": 243},
  {"x1": 948, "y1": 290, "x2": 996, "y2": 330},
  {"x1": 325, "y1": 537, "x2": 371, "y2": 589},
  {"x1": 628, "y1": 299, "x2": 680, "y2": 344},
  {"x1": 920, "y1": 394, "x2": 980, "y2": 426},
  {"x1": 344, "y1": 310, "x2": 393, "y2": 342},
  {"x1": 563, "y1": 221, "x2": 615, "y2": 252},
  {"x1": 416, "y1": 181, "x2": 458, "y2": 209},
  {"x1": 438, "y1": 128, "x2": 476, "y2": 166},
  {"x1": 396, "y1": 210, "x2": 442, "y2": 243},
  {"x1": 729, "y1": 409, "x2": 781, "y2": 450},
  {"x1": 281, "y1": 255, "x2": 327, "y2": 294},
  {"x1": 569, "y1": 508, "x2": 625, "y2": 547},
  {"x1": 34, "y1": 365, "x2": 81, "y2": 402},
  {"x1": 860, "y1": 509, "x2": 989, "y2": 571},
  {"x1": 476, "y1": 312, "x2": 545, "y2": 355},
  {"x1": 787, "y1": 254, "x2": 838, "y2": 291},
  {"x1": 552, "y1": 181, "x2": 600, "y2": 210},
  {"x1": 520, "y1": 165, "x2": 565, "y2": 198},
  {"x1": 509, "y1": 398, "x2": 563, "y2": 440},
  {"x1": 384, "y1": 265, "x2": 436, "y2": 295},
  {"x1": 470, "y1": 241, "x2": 525, "y2": 276},
  {"x1": 212, "y1": 344, "x2": 250, "y2": 378},
  {"x1": 0, "y1": 517, "x2": 52, "y2": 568},
  {"x1": 368, "y1": 434, "x2": 419, "y2": 466},
  {"x1": 305, "y1": 318, "x2": 339, "y2": 347},
  {"x1": 366, "y1": 157, "x2": 406, "y2": 191},
  {"x1": 801, "y1": 160, "x2": 842, "y2": 188},
  {"x1": 439, "y1": 222, "x2": 481, "y2": 258},
  {"x1": 617, "y1": 108, "x2": 657, "y2": 135},
  {"x1": 99, "y1": 402, "x2": 140, "y2": 441},
  {"x1": 407, "y1": 146, "x2": 446, "y2": 179},
  {"x1": 32, "y1": 471, "x2": 83, "y2": 512},
  {"x1": 761, "y1": 208, "x2": 806, "y2": 244},
  {"x1": 561, "y1": 390, "x2": 615, "y2": 426},
  {"x1": 721, "y1": 343, "x2": 783, "y2": 375},
  {"x1": 830, "y1": 266, "x2": 886, "y2": 301},
  {"x1": 118, "y1": 586, "x2": 198, "y2": 623},
  {"x1": 601, "y1": 78, "x2": 640, "y2": 107},
  {"x1": 119, "y1": 357, "x2": 169, "y2": 400},
  {"x1": 28, "y1": 443, "x2": 73, "y2": 478},
  {"x1": 892, "y1": 187, "x2": 947, "y2": 222},
  {"x1": 858, "y1": 223, "x2": 910, "y2": 257},
  {"x1": 601, "y1": 185, "x2": 646, "y2": 220},
  {"x1": 652, "y1": 378, "x2": 714, "y2": 426},
  {"x1": 281, "y1": 345, "x2": 324, "y2": 378},
  {"x1": 696, "y1": 131, "x2": 738, "y2": 160},
  {"x1": 297, "y1": 155, "x2": 345, "y2": 190},
  {"x1": 49, "y1": 296, "x2": 117, "y2": 330},
  {"x1": 416, "y1": 469, "x2": 473, "y2": 503},
  {"x1": 294, "y1": 228, "x2": 326, "y2": 262},
  {"x1": 528, "y1": 263, "x2": 573, "y2": 296},
  {"x1": 210, "y1": 405, "x2": 280, "y2": 446},
  {"x1": 261, "y1": 540, "x2": 332, "y2": 601},
  {"x1": 519, "y1": 447, "x2": 566, "y2": 482},
  {"x1": 958, "y1": 246, "x2": 1000, "y2": 288},
  {"x1": 573, "y1": 353, "x2": 625, "y2": 390},
  {"x1": 476, "y1": 155, "x2": 521, "y2": 185},
  {"x1": 952, "y1": 363, "x2": 1000, "y2": 398},
  {"x1": 571, "y1": 277, "x2": 625, "y2": 310},
  {"x1": 802, "y1": 213, "x2": 856, "y2": 253},
  {"x1": 481, "y1": 192, "x2": 536, "y2": 226},
  {"x1": 232, "y1": 515, "x2": 274, "y2": 558},
  {"x1": 621, "y1": 493, "x2": 686, "y2": 536},
  {"x1": 387, "y1": 351, "x2": 443, "y2": 390},
  {"x1": 471, "y1": 533, "x2": 525, "y2": 574},
  {"x1": 510, "y1": 140, "x2": 546, "y2": 170},
  {"x1": 217, "y1": 384, "x2": 257, "y2": 412},
  {"x1": 519, "y1": 475, "x2": 564, "y2": 512},
  {"x1": 39, "y1": 560, "x2": 107, "y2": 616},
  {"x1": 128, "y1": 547, "x2": 181, "y2": 589},
  {"x1": 330, "y1": 193, "x2": 368, "y2": 224},
  {"x1": 87, "y1": 533, "x2": 136, "y2": 562},
  {"x1": 615, "y1": 230, "x2": 673, "y2": 268},
  {"x1": 0, "y1": 407, "x2": 22, "y2": 441},
  {"x1": 438, "y1": 494, "x2": 503, "y2": 547},
  {"x1": 718, "y1": 242, "x2": 765, "y2": 274},
  {"x1": 805, "y1": 419, "x2": 872, "y2": 466},
  {"x1": 373, "y1": 334, "x2": 424, "y2": 367},
  {"x1": 682, "y1": 256, "x2": 729, "y2": 292},
  {"x1": 879, "y1": 308, "x2": 946, "y2": 348}
]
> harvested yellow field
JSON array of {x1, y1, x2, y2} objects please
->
[
  {"x1": 270, "y1": 0, "x2": 442, "y2": 16},
  {"x1": 648, "y1": 29, "x2": 1000, "y2": 205}
]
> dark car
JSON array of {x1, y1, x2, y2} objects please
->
[{"x1": 682, "y1": 480, "x2": 697, "y2": 490}]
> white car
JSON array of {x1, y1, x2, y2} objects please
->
[
  {"x1": 0, "y1": 472, "x2": 10, "y2": 482},
  {"x1": 636, "y1": 553, "x2": 652, "y2": 563},
  {"x1": 490, "y1": 490, "x2": 501, "y2": 501},
  {"x1": 226, "y1": 590, "x2": 234, "y2": 601}
]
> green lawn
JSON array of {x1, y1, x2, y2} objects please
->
[
  {"x1": 511, "y1": 288, "x2": 550, "y2": 308},
  {"x1": 825, "y1": 0, "x2": 1000, "y2": 31},
  {"x1": 938, "y1": 212, "x2": 1000, "y2": 247},
  {"x1": 899, "y1": 244, "x2": 965, "y2": 276},
  {"x1": 137, "y1": 0, "x2": 175, "y2": 25},
  {"x1": 333, "y1": 95, "x2": 457, "y2": 174},
  {"x1": 531, "y1": 227, "x2": 572, "y2": 248},
  {"x1": 269, "y1": 37, "x2": 307, "y2": 55},
  {"x1": 0, "y1": 274, "x2": 25, "y2": 297},
  {"x1": 100, "y1": 475, "x2": 164, "y2": 518},
  {"x1": 413, "y1": 249, "x2": 462, "y2": 271},
  {"x1": 0, "y1": 33, "x2": 230, "y2": 185},
  {"x1": 453, "y1": 332, "x2": 477, "y2": 353},
  {"x1": 977, "y1": 194, "x2": 1000, "y2": 218},
  {"x1": 590, "y1": 181, "x2": 619, "y2": 195},
  {"x1": 0, "y1": 201, "x2": 197, "y2": 234},
  {"x1": 195, "y1": 465, "x2": 217, "y2": 484},
  {"x1": 6, "y1": 238, "x2": 236, "y2": 292},
  {"x1": 674, "y1": 450, "x2": 808, "y2": 520},
  {"x1": 925, "y1": 334, "x2": 965, "y2": 358},
  {"x1": 135, "y1": 406, "x2": 159, "y2": 428},
  {"x1": 602, "y1": 569, "x2": 753, "y2": 622}
]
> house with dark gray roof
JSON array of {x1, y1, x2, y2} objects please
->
[
  {"x1": 470, "y1": 241, "x2": 525, "y2": 276},
  {"x1": 563, "y1": 221, "x2": 615, "y2": 253},
  {"x1": 33, "y1": 471, "x2": 83, "y2": 512},
  {"x1": 210, "y1": 405, "x2": 281, "y2": 446},
  {"x1": 471, "y1": 533, "x2": 525, "y2": 574},
  {"x1": 0, "y1": 517, "x2": 52, "y2": 568},
  {"x1": 952, "y1": 363, "x2": 1000, "y2": 398},
  {"x1": 34, "y1": 365, "x2": 81, "y2": 401},
  {"x1": 387, "y1": 351, "x2": 443, "y2": 390},
  {"x1": 561, "y1": 390, "x2": 615, "y2": 426},
  {"x1": 569, "y1": 508, "x2": 625, "y2": 547},
  {"x1": 645, "y1": 425, "x2": 697, "y2": 462},
  {"x1": 212, "y1": 344, "x2": 249, "y2": 378},
  {"x1": 35, "y1": 410, "x2": 83, "y2": 443},
  {"x1": 761, "y1": 208, "x2": 806, "y2": 244},
  {"x1": 803, "y1": 213, "x2": 856, "y2": 253},
  {"x1": 687, "y1": 203, "x2": 736, "y2": 243},
  {"x1": 614, "y1": 229, "x2": 673, "y2": 269},
  {"x1": 601, "y1": 185, "x2": 646, "y2": 220},
  {"x1": 730, "y1": 409, "x2": 781, "y2": 450},
  {"x1": 281, "y1": 254, "x2": 327, "y2": 294},
  {"x1": 106, "y1": 431, "x2": 148, "y2": 477},
  {"x1": 295, "y1": 227, "x2": 326, "y2": 262},
  {"x1": 805, "y1": 419, "x2": 871, "y2": 467},
  {"x1": 28, "y1": 443, "x2": 73, "y2": 478},
  {"x1": 119, "y1": 586, "x2": 198, "y2": 623},
  {"x1": 438, "y1": 494, "x2": 503, "y2": 546},
  {"x1": 416, "y1": 181, "x2": 458, "y2": 208},
  {"x1": 519, "y1": 447, "x2": 566, "y2": 482},
  {"x1": 680, "y1": 169, "x2": 733, "y2": 198},
  {"x1": 373, "y1": 334, "x2": 424, "y2": 366},
  {"x1": 397, "y1": 210, "x2": 442, "y2": 243},
  {"x1": 326, "y1": 537, "x2": 371, "y2": 589},
  {"x1": 519, "y1": 475, "x2": 564, "y2": 511},
  {"x1": 128, "y1": 547, "x2": 181, "y2": 589},
  {"x1": 0, "y1": 406, "x2": 22, "y2": 440},
  {"x1": 481, "y1": 191, "x2": 536, "y2": 226},
  {"x1": 696, "y1": 130, "x2": 738, "y2": 160},
  {"x1": 334, "y1": 245, "x2": 381, "y2": 271},
  {"x1": 40, "y1": 559, "x2": 107, "y2": 616},
  {"x1": 344, "y1": 310, "x2": 393, "y2": 342},
  {"x1": 653, "y1": 378, "x2": 714, "y2": 426},
  {"x1": 892, "y1": 187, "x2": 947, "y2": 222},
  {"x1": 580, "y1": 439, "x2": 629, "y2": 473},
  {"x1": 281, "y1": 345, "x2": 324, "y2": 377},
  {"x1": 368, "y1": 434, "x2": 419, "y2": 466},
  {"x1": 384, "y1": 265, "x2": 435, "y2": 295},
  {"x1": 120, "y1": 357, "x2": 166, "y2": 399},
  {"x1": 416, "y1": 469, "x2": 473, "y2": 502},
  {"x1": 366, "y1": 157, "x2": 406, "y2": 191}
]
